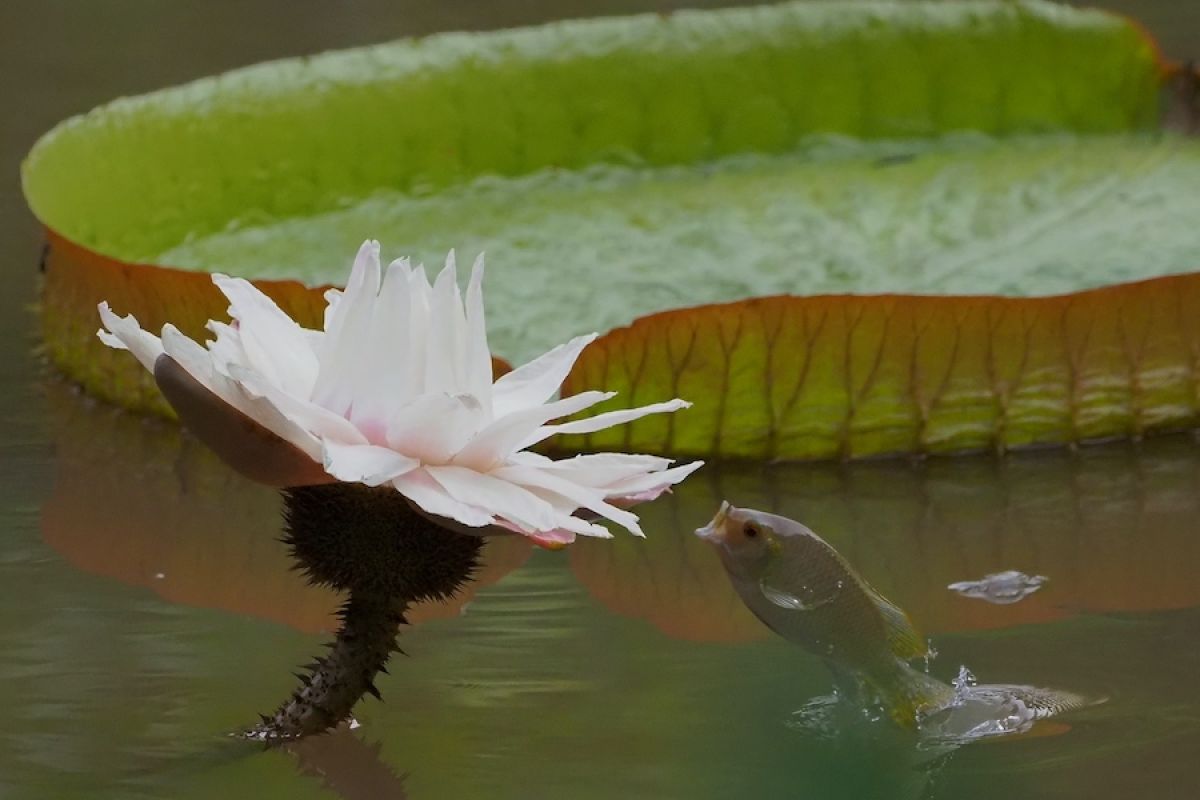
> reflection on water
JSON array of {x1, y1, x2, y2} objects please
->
[
  {"x1": 40, "y1": 381, "x2": 532, "y2": 634},
  {"x1": 571, "y1": 442, "x2": 1200, "y2": 642},
  {"x1": 0, "y1": 378, "x2": 1193, "y2": 798},
  {"x1": 285, "y1": 725, "x2": 408, "y2": 800}
]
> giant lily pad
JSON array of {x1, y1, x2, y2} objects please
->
[{"x1": 23, "y1": 0, "x2": 1199, "y2": 458}]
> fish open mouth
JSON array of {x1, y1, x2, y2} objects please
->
[{"x1": 694, "y1": 501, "x2": 731, "y2": 542}]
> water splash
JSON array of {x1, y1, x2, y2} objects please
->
[
  {"x1": 789, "y1": 664, "x2": 1090, "y2": 752},
  {"x1": 915, "y1": 665, "x2": 1085, "y2": 747},
  {"x1": 922, "y1": 640, "x2": 939, "y2": 674},
  {"x1": 785, "y1": 692, "x2": 845, "y2": 740},
  {"x1": 947, "y1": 570, "x2": 1047, "y2": 604}
]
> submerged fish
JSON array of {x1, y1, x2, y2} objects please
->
[{"x1": 696, "y1": 503, "x2": 1089, "y2": 730}]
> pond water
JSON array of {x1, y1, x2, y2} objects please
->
[{"x1": 3, "y1": 2, "x2": 1200, "y2": 799}]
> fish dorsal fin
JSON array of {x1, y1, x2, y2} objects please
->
[{"x1": 866, "y1": 585, "x2": 927, "y2": 660}]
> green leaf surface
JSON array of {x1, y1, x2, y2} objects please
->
[
  {"x1": 24, "y1": 0, "x2": 1160, "y2": 274},
  {"x1": 157, "y1": 134, "x2": 1200, "y2": 367},
  {"x1": 24, "y1": 0, "x2": 1195, "y2": 458}
]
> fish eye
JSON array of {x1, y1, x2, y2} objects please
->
[{"x1": 743, "y1": 523, "x2": 759, "y2": 539}]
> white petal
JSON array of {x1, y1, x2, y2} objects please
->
[
  {"x1": 523, "y1": 493, "x2": 615, "y2": 539},
  {"x1": 212, "y1": 275, "x2": 318, "y2": 397},
  {"x1": 230, "y1": 364, "x2": 368, "y2": 446},
  {"x1": 386, "y1": 393, "x2": 486, "y2": 464},
  {"x1": 491, "y1": 333, "x2": 598, "y2": 418},
  {"x1": 394, "y1": 468, "x2": 495, "y2": 528},
  {"x1": 604, "y1": 460, "x2": 705, "y2": 503},
  {"x1": 491, "y1": 464, "x2": 644, "y2": 536},
  {"x1": 348, "y1": 258, "x2": 415, "y2": 437},
  {"x1": 153, "y1": 356, "x2": 332, "y2": 487},
  {"x1": 204, "y1": 320, "x2": 247, "y2": 378},
  {"x1": 425, "y1": 464, "x2": 573, "y2": 533},
  {"x1": 464, "y1": 253, "x2": 493, "y2": 413},
  {"x1": 322, "y1": 287, "x2": 342, "y2": 333},
  {"x1": 503, "y1": 450, "x2": 699, "y2": 505},
  {"x1": 313, "y1": 240, "x2": 382, "y2": 416},
  {"x1": 505, "y1": 450, "x2": 556, "y2": 467},
  {"x1": 517, "y1": 452, "x2": 674, "y2": 487},
  {"x1": 492, "y1": 515, "x2": 607, "y2": 544},
  {"x1": 521, "y1": 399, "x2": 692, "y2": 450},
  {"x1": 452, "y1": 390, "x2": 614, "y2": 471},
  {"x1": 97, "y1": 303, "x2": 164, "y2": 372},
  {"x1": 406, "y1": 264, "x2": 433, "y2": 396},
  {"x1": 160, "y1": 324, "x2": 320, "y2": 458},
  {"x1": 424, "y1": 252, "x2": 467, "y2": 395},
  {"x1": 321, "y1": 441, "x2": 419, "y2": 486}
]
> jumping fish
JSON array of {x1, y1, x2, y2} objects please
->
[{"x1": 696, "y1": 502, "x2": 1089, "y2": 730}]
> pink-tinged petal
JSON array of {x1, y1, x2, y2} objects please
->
[
  {"x1": 541, "y1": 509, "x2": 615, "y2": 539},
  {"x1": 452, "y1": 390, "x2": 614, "y2": 472},
  {"x1": 97, "y1": 303, "x2": 164, "y2": 372},
  {"x1": 153, "y1": 354, "x2": 332, "y2": 487},
  {"x1": 491, "y1": 333, "x2": 598, "y2": 418},
  {"x1": 394, "y1": 468, "x2": 495, "y2": 529},
  {"x1": 211, "y1": 274, "x2": 318, "y2": 397},
  {"x1": 386, "y1": 393, "x2": 486, "y2": 464},
  {"x1": 491, "y1": 517, "x2": 581, "y2": 548},
  {"x1": 487, "y1": 496, "x2": 612, "y2": 541},
  {"x1": 610, "y1": 487, "x2": 671, "y2": 507},
  {"x1": 604, "y1": 460, "x2": 706, "y2": 503},
  {"x1": 464, "y1": 253, "x2": 493, "y2": 413},
  {"x1": 524, "y1": 527, "x2": 577, "y2": 550},
  {"x1": 229, "y1": 364, "x2": 369, "y2": 447},
  {"x1": 491, "y1": 464, "x2": 644, "y2": 537},
  {"x1": 313, "y1": 240, "x2": 382, "y2": 416},
  {"x1": 320, "y1": 441, "x2": 420, "y2": 486},
  {"x1": 521, "y1": 399, "x2": 692, "y2": 450}
]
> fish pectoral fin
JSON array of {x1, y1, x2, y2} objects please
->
[
  {"x1": 759, "y1": 580, "x2": 812, "y2": 611},
  {"x1": 758, "y1": 558, "x2": 843, "y2": 612},
  {"x1": 867, "y1": 586, "x2": 928, "y2": 660}
]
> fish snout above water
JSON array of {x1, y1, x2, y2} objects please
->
[{"x1": 694, "y1": 502, "x2": 790, "y2": 579}]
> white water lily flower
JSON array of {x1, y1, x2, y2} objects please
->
[{"x1": 97, "y1": 241, "x2": 701, "y2": 548}]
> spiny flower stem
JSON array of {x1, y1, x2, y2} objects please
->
[
  {"x1": 250, "y1": 594, "x2": 407, "y2": 741},
  {"x1": 246, "y1": 483, "x2": 483, "y2": 742}
]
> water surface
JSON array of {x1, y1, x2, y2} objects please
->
[{"x1": 3, "y1": 2, "x2": 1200, "y2": 798}]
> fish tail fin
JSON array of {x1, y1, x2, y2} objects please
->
[
  {"x1": 870, "y1": 663, "x2": 955, "y2": 729},
  {"x1": 977, "y1": 683, "x2": 1103, "y2": 719}
]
